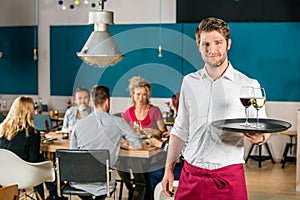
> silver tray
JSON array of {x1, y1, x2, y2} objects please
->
[{"x1": 211, "y1": 118, "x2": 291, "y2": 133}]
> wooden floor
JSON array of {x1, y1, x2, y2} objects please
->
[
  {"x1": 60, "y1": 160, "x2": 300, "y2": 200},
  {"x1": 245, "y1": 160, "x2": 300, "y2": 200}
]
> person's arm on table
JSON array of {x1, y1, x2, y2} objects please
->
[
  {"x1": 142, "y1": 119, "x2": 167, "y2": 137},
  {"x1": 162, "y1": 134, "x2": 185, "y2": 197},
  {"x1": 120, "y1": 139, "x2": 145, "y2": 150},
  {"x1": 119, "y1": 118, "x2": 143, "y2": 149}
]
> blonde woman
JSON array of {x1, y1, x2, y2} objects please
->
[
  {"x1": 119, "y1": 76, "x2": 167, "y2": 199},
  {"x1": 123, "y1": 76, "x2": 167, "y2": 137},
  {"x1": 0, "y1": 96, "x2": 66, "y2": 200},
  {"x1": 0, "y1": 96, "x2": 41, "y2": 161}
]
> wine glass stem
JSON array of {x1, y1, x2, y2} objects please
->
[
  {"x1": 256, "y1": 109, "x2": 259, "y2": 127},
  {"x1": 245, "y1": 108, "x2": 249, "y2": 124}
]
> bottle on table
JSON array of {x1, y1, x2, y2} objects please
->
[{"x1": 38, "y1": 98, "x2": 43, "y2": 114}]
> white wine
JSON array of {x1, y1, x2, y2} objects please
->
[{"x1": 251, "y1": 97, "x2": 266, "y2": 110}]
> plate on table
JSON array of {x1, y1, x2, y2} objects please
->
[
  {"x1": 211, "y1": 118, "x2": 291, "y2": 134},
  {"x1": 42, "y1": 138, "x2": 57, "y2": 144}
]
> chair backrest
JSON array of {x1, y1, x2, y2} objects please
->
[
  {"x1": 56, "y1": 149, "x2": 110, "y2": 182},
  {"x1": 0, "y1": 149, "x2": 55, "y2": 190},
  {"x1": 0, "y1": 184, "x2": 18, "y2": 200},
  {"x1": 34, "y1": 114, "x2": 52, "y2": 132},
  {"x1": 153, "y1": 181, "x2": 179, "y2": 200},
  {"x1": 56, "y1": 149, "x2": 111, "y2": 196},
  {"x1": 44, "y1": 119, "x2": 52, "y2": 133}
]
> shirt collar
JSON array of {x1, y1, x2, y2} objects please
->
[
  {"x1": 221, "y1": 63, "x2": 234, "y2": 81},
  {"x1": 198, "y1": 62, "x2": 235, "y2": 81}
]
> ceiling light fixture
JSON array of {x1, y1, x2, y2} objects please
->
[{"x1": 77, "y1": 0, "x2": 124, "y2": 67}]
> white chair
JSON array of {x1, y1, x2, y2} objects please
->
[
  {"x1": 0, "y1": 149, "x2": 55, "y2": 200},
  {"x1": 154, "y1": 180, "x2": 179, "y2": 200}
]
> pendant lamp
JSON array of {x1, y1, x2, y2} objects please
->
[{"x1": 77, "y1": 0, "x2": 124, "y2": 67}]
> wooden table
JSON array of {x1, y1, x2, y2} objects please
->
[
  {"x1": 40, "y1": 131, "x2": 69, "y2": 153},
  {"x1": 40, "y1": 132, "x2": 161, "y2": 158}
]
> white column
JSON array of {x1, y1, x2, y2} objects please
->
[{"x1": 296, "y1": 109, "x2": 300, "y2": 191}]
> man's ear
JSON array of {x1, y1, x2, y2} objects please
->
[
  {"x1": 105, "y1": 98, "x2": 110, "y2": 112},
  {"x1": 227, "y1": 39, "x2": 232, "y2": 50}
]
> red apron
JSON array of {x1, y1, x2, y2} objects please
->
[{"x1": 175, "y1": 161, "x2": 248, "y2": 200}]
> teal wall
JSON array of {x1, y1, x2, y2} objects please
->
[
  {"x1": 0, "y1": 26, "x2": 38, "y2": 94},
  {"x1": 50, "y1": 22, "x2": 300, "y2": 101},
  {"x1": 229, "y1": 22, "x2": 300, "y2": 102},
  {"x1": 0, "y1": 23, "x2": 299, "y2": 101}
]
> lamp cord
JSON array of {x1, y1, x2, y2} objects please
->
[
  {"x1": 33, "y1": 0, "x2": 38, "y2": 60},
  {"x1": 159, "y1": 0, "x2": 162, "y2": 44}
]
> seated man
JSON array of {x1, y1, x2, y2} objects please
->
[
  {"x1": 62, "y1": 87, "x2": 93, "y2": 133},
  {"x1": 70, "y1": 85, "x2": 142, "y2": 200}
]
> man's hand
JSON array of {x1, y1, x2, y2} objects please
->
[
  {"x1": 244, "y1": 133, "x2": 270, "y2": 145},
  {"x1": 162, "y1": 167, "x2": 175, "y2": 197}
]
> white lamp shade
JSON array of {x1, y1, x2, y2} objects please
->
[
  {"x1": 77, "y1": 10, "x2": 124, "y2": 67},
  {"x1": 77, "y1": 30, "x2": 124, "y2": 67}
]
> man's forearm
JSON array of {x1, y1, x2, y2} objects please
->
[{"x1": 165, "y1": 134, "x2": 185, "y2": 170}]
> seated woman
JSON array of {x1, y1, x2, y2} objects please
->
[
  {"x1": 122, "y1": 76, "x2": 167, "y2": 138},
  {"x1": 118, "y1": 76, "x2": 167, "y2": 199},
  {"x1": 0, "y1": 96, "x2": 66, "y2": 200}
]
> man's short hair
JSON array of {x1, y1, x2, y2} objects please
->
[{"x1": 90, "y1": 85, "x2": 110, "y2": 107}]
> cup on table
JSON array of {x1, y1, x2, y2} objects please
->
[
  {"x1": 61, "y1": 132, "x2": 69, "y2": 139},
  {"x1": 61, "y1": 126, "x2": 72, "y2": 139}
]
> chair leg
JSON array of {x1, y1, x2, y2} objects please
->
[
  {"x1": 246, "y1": 143, "x2": 275, "y2": 168},
  {"x1": 119, "y1": 181, "x2": 123, "y2": 200},
  {"x1": 245, "y1": 144, "x2": 255, "y2": 163},
  {"x1": 35, "y1": 190, "x2": 43, "y2": 200},
  {"x1": 17, "y1": 190, "x2": 20, "y2": 200},
  {"x1": 258, "y1": 145, "x2": 262, "y2": 168},
  {"x1": 264, "y1": 143, "x2": 275, "y2": 164}
]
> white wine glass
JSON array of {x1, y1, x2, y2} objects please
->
[
  {"x1": 240, "y1": 86, "x2": 254, "y2": 126},
  {"x1": 252, "y1": 87, "x2": 266, "y2": 128}
]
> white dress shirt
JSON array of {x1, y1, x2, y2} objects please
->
[{"x1": 171, "y1": 63, "x2": 267, "y2": 170}]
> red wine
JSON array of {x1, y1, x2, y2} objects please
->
[{"x1": 240, "y1": 98, "x2": 252, "y2": 108}]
